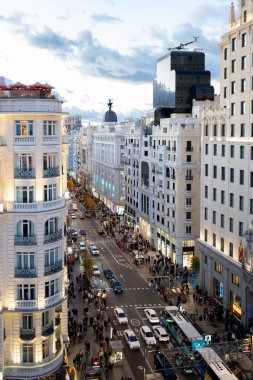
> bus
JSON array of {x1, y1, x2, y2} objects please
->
[
  {"x1": 162, "y1": 306, "x2": 205, "y2": 354},
  {"x1": 194, "y1": 347, "x2": 239, "y2": 380}
]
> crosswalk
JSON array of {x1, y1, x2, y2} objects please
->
[
  {"x1": 91, "y1": 277, "x2": 151, "y2": 291},
  {"x1": 107, "y1": 303, "x2": 162, "y2": 309}
]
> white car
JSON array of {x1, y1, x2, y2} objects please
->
[
  {"x1": 123, "y1": 329, "x2": 140, "y2": 350},
  {"x1": 114, "y1": 307, "x2": 128, "y2": 325},
  {"x1": 79, "y1": 242, "x2": 86, "y2": 251},
  {"x1": 70, "y1": 213, "x2": 76, "y2": 219},
  {"x1": 90, "y1": 245, "x2": 99, "y2": 255},
  {"x1": 140, "y1": 325, "x2": 156, "y2": 346},
  {"x1": 92, "y1": 265, "x2": 100, "y2": 276},
  {"x1": 144, "y1": 308, "x2": 159, "y2": 324},
  {"x1": 152, "y1": 325, "x2": 170, "y2": 342}
]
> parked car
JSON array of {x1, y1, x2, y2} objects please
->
[
  {"x1": 79, "y1": 229, "x2": 87, "y2": 236},
  {"x1": 152, "y1": 325, "x2": 170, "y2": 342},
  {"x1": 79, "y1": 242, "x2": 86, "y2": 251},
  {"x1": 123, "y1": 329, "x2": 140, "y2": 350},
  {"x1": 114, "y1": 307, "x2": 128, "y2": 325},
  {"x1": 144, "y1": 308, "x2": 159, "y2": 324},
  {"x1": 154, "y1": 352, "x2": 177, "y2": 380},
  {"x1": 111, "y1": 278, "x2": 123, "y2": 293},
  {"x1": 103, "y1": 268, "x2": 114, "y2": 279},
  {"x1": 70, "y1": 213, "x2": 77, "y2": 219},
  {"x1": 92, "y1": 265, "x2": 101, "y2": 276},
  {"x1": 140, "y1": 325, "x2": 156, "y2": 346},
  {"x1": 84, "y1": 211, "x2": 92, "y2": 218},
  {"x1": 90, "y1": 245, "x2": 99, "y2": 255}
]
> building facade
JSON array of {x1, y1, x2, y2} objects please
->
[
  {"x1": 0, "y1": 82, "x2": 68, "y2": 379},
  {"x1": 198, "y1": 0, "x2": 253, "y2": 329}
]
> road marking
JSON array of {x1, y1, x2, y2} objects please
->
[{"x1": 130, "y1": 319, "x2": 140, "y2": 327}]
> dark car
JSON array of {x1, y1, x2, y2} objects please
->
[
  {"x1": 111, "y1": 278, "x2": 123, "y2": 293},
  {"x1": 97, "y1": 228, "x2": 104, "y2": 235},
  {"x1": 79, "y1": 229, "x2": 87, "y2": 236},
  {"x1": 154, "y1": 352, "x2": 177, "y2": 380},
  {"x1": 103, "y1": 268, "x2": 114, "y2": 279},
  {"x1": 84, "y1": 211, "x2": 92, "y2": 218}
]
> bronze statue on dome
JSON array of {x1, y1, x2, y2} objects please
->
[{"x1": 108, "y1": 99, "x2": 113, "y2": 111}]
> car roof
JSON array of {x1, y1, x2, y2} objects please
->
[
  {"x1": 145, "y1": 308, "x2": 156, "y2": 313},
  {"x1": 154, "y1": 325, "x2": 165, "y2": 330},
  {"x1": 115, "y1": 307, "x2": 124, "y2": 313},
  {"x1": 124, "y1": 329, "x2": 135, "y2": 336},
  {"x1": 141, "y1": 325, "x2": 152, "y2": 332},
  {"x1": 90, "y1": 245, "x2": 97, "y2": 248}
]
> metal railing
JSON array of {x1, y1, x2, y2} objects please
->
[
  {"x1": 44, "y1": 229, "x2": 62, "y2": 244},
  {"x1": 44, "y1": 260, "x2": 62, "y2": 275},
  {"x1": 14, "y1": 168, "x2": 35, "y2": 179},
  {"x1": 15, "y1": 236, "x2": 37, "y2": 245},
  {"x1": 20, "y1": 328, "x2": 35, "y2": 340},
  {"x1": 43, "y1": 167, "x2": 59, "y2": 177},
  {"x1": 42, "y1": 322, "x2": 54, "y2": 336},
  {"x1": 15, "y1": 268, "x2": 36, "y2": 278}
]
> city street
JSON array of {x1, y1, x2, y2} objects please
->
[{"x1": 69, "y1": 199, "x2": 200, "y2": 380}]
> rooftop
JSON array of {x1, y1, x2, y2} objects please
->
[{"x1": 0, "y1": 82, "x2": 56, "y2": 99}]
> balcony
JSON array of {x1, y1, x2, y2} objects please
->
[
  {"x1": 4, "y1": 337, "x2": 64, "y2": 379},
  {"x1": 43, "y1": 197, "x2": 65, "y2": 210},
  {"x1": 185, "y1": 219, "x2": 194, "y2": 224},
  {"x1": 43, "y1": 167, "x2": 60, "y2": 178},
  {"x1": 42, "y1": 322, "x2": 54, "y2": 336},
  {"x1": 45, "y1": 260, "x2": 62, "y2": 275},
  {"x1": 15, "y1": 236, "x2": 37, "y2": 246},
  {"x1": 15, "y1": 300, "x2": 37, "y2": 309},
  {"x1": 43, "y1": 135, "x2": 60, "y2": 145},
  {"x1": 20, "y1": 328, "x2": 35, "y2": 341},
  {"x1": 14, "y1": 168, "x2": 35, "y2": 179},
  {"x1": 45, "y1": 292, "x2": 62, "y2": 307},
  {"x1": 14, "y1": 136, "x2": 35, "y2": 145},
  {"x1": 186, "y1": 147, "x2": 193, "y2": 152},
  {"x1": 185, "y1": 175, "x2": 193, "y2": 181},
  {"x1": 13, "y1": 202, "x2": 37, "y2": 212},
  {"x1": 44, "y1": 229, "x2": 62, "y2": 244},
  {"x1": 184, "y1": 190, "x2": 194, "y2": 197},
  {"x1": 15, "y1": 268, "x2": 36, "y2": 278}
]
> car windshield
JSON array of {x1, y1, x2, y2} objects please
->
[
  {"x1": 118, "y1": 313, "x2": 125, "y2": 318},
  {"x1": 145, "y1": 332, "x2": 153, "y2": 337},
  {"x1": 129, "y1": 335, "x2": 137, "y2": 342},
  {"x1": 151, "y1": 313, "x2": 157, "y2": 318},
  {"x1": 161, "y1": 333, "x2": 168, "y2": 337}
]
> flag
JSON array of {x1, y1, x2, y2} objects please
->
[{"x1": 238, "y1": 240, "x2": 244, "y2": 262}]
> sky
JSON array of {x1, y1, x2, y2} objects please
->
[{"x1": 0, "y1": 0, "x2": 232, "y2": 122}]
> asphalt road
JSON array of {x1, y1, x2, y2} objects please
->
[{"x1": 69, "y1": 200, "x2": 200, "y2": 380}]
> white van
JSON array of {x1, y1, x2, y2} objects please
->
[{"x1": 72, "y1": 203, "x2": 78, "y2": 211}]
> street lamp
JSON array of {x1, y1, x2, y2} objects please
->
[{"x1": 137, "y1": 365, "x2": 146, "y2": 380}]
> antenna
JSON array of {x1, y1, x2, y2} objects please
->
[{"x1": 168, "y1": 37, "x2": 199, "y2": 51}]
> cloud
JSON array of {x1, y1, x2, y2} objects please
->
[{"x1": 91, "y1": 13, "x2": 122, "y2": 23}]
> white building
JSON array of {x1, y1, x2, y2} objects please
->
[
  {"x1": 0, "y1": 82, "x2": 69, "y2": 379},
  {"x1": 198, "y1": 0, "x2": 253, "y2": 328},
  {"x1": 64, "y1": 115, "x2": 82, "y2": 177},
  {"x1": 125, "y1": 115, "x2": 201, "y2": 267}
]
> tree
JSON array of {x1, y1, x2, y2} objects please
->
[
  {"x1": 82, "y1": 256, "x2": 93, "y2": 278},
  {"x1": 191, "y1": 256, "x2": 200, "y2": 272}
]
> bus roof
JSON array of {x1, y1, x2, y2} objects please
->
[
  {"x1": 163, "y1": 306, "x2": 179, "y2": 313},
  {"x1": 196, "y1": 347, "x2": 239, "y2": 380},
  {"x1": 168, "y1": 310, "x2": 203, "y2": 341}
]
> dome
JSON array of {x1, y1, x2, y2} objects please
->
[
  {"x1": 103, "y1": 110, "x2": 117, "y2": 123},
  {"x1": 103, "y1": 99, "x2": 117, "y2": 123}
]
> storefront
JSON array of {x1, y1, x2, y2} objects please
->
[
  {"x1": 213, "y1": 278, "x2": 224, "y2": 304},
  {"x1": 230, "y1": 292, "x2": 242, "y2": 320},
  {"x1": 182, "y1": 240, "x2": 194, "y2": 268}
]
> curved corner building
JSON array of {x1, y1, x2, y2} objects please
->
[{"x1": 0, "y1": 83, "x2": 68, "y2": 379}]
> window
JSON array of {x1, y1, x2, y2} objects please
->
[
  {"x1": 214, "y1": 262, "x2": 222, "y2": 273},
  {"x1": 224, "y1": 67, "x2": 227, "y2": 79},
  {"x1": 221, "y1": 167, "x2": 225, "y2": 180},
  {"x1": 240, "y1": 146, "x2": 245, "y2": 159},
  {"x1": 42, "y1": 339, "x2": 49, "y2": 359},
  {"x1": 204, "y1": 186, "x2": 208, "y2": 199},
  {"x1": 241, "y1": 55, "x2": 246, "y2": 70},
  {"x1": 231, "y1": 81, "x2": 236, "y2": 94},
  {"x1": 239, "y1": 195, "x2": 244, "y2": 211},
  {"x1": 221, "y1": 145, "x2": 225, "y2": 157},
  {"x1": 231, "y1": 59, "x2": 236, "y2": 73},
  {"x1": 44, "y1": 217, "x2": 58, "y2": 235},
  {"x1": 204, "y1": 229, "x2": 208, "y2": 242},
  {"x1": 44, "y1": 184, "x2": 57, "y2": 202},
  {"x1": 240, "y1": 170, "x2": 244, "y2": 185},
  {"x1": 17, "y1": 284, "x2": 36, "y2": 300},
  {"x1": 15, "y1": 154, "x2": 33, "y2": 171},
  {"x1": 231, "y1": 274, "x2": 240, "y2": 286},
  {"x1": 43, "y1": 121, "x2": 56, "y2": 136},
  {"x1": 251, "y1": 172, "x2": 253, "y2": 187},
  {"x1": 251, "y1": 147, "x2": 253, "y2": 160},
  {"x1": 204, "y1": 207, "x2": 208, "y2": 220},
  {"x1": 241, "y1": 78, "x2": 246, "y2": 92},
  {"x1": 230, "y1": 193, "x2": 234, "y2": 207},
  {"x1": 22, "y1": 315, "x2": 33, "y2": 330},
  {"x1": 15, "y1": 120, "x2": 33, "y2": 136},
  {"x1": 42, "y1": 311, "x2": 49, "y2": 327},
  {"x1": 43, "y1": 153, "x2": 57, "y2": 170},
  {"x1": 224, "y1": 87, "x2": 227, "y2": 98},
  {"x1": 186, "y1": 155, "x2": 191, "y2": 162},
  {"x1": 16, "y1": 186, "x2": 34, "y2": 203},
  {"x1": 205, "y1": 144, "x2": 208, "y2": 155},
  {"x1": 186, "y1": 212, "x2": 191, "y2": 220},
  {"x1": 16, "y1": 220, "x2": 35, "y2": 239},
  {"x1": 221, "y1": 124, "x2": 226, "y2": 137},
  {"x1": 22, "y1": 344, "x2": 33, "y2": 363},
  {"x1": 230, "y1": 168, "x2": 234, "y2": 183},
  {"x1": 221, "y1": 214, "x2": 224, "y2": 228},
  {"x1": 251, "y1": 124, "x2": 253, "y2": 137},
  {"x1": 45, "y1": 279, "x2": 59, "y2": 298},
  {"x1": 241, "y1": 101, "x2": 246, "y2": 115},
  {"x1": 250, "y1": 199, "x2": 253, "y2": 215},
  {"x1": 186, "y1": 184, "x2": 191, "y2": 191},
  {"x1": 244, "y1": 10, "x2": 247, "y2": 22},
  {"x1": 213, "y1": 188, "x2": 217, "y2": 201},
  {"x1": 229, "y1": 218, "x2": 234, "y2": 232},
  {"x1": 224, "y1": 47, "x2": 228, "y2": 60},
  {"x1": 205, "y1": 164, "x2": 208, "y2": 176},
  {"x1": 221, "y1": 238, "x2": 224, "y2": 252},
  {"x1": 45, "y1": 247, "x2": 59, "y2": 267},
  {"x1": 241, "y1": 123, "x2": 245, "y2": 136},
  {"x1": 242, "y1": 32, "x2": 246, "y2": 47},
  {"x1": 186, "y1": 198, "x2": 192, "y2": 205},
  {"x1": 186, "y1": 226, "x2": 192, "y2": 234},
  {"x1": 17, "y1": 252, "x2": 35, "y2": 270},
  {"x1": 213, "y1": 233, "x2": 216, "y2": 247},
  {"x1": 229, "y1": 242, "x2": 233, "y2": 258},
  {"x1": 213, "y1": 124, "x2": 217, "y2": 137},
  {"x1": 230, "y1": 145, "x2": 235, "y2": 157},
  {"x1": 205, "y1": 125, "x2": 209, "y2": 137},
  {"x1": 221, "y1": 190, "x2": 225, "y2": 204},
  {"x1": 239, "y1": 221, "x2": 244, "y2": 237},
  {"x1": 213, "y1": 144, "x2": 217, "y2": 156},
  {"x1": 231, "y1": 103, "x2": 235, "y2": 116},
  {"x1": 213, "y1": 211, "x2": 216, "y2": 224},
  {"x1": 213, "y1": 165, "x2": 217, "y2": 179},
  {"x1": 231, "y1": 37, "x2": 236, "y2": 51},
  {"x1": 230, "y1": 124, "x2": 235, "y2": 137}
]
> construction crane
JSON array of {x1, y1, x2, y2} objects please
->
[{"x1": 168, "y1": 36, "x2": 199, "y2": 51}]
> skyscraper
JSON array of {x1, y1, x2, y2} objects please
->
[
  {"x1": 198, "y1": 0, "x2": 253, "y2": 329},
  {"x1": 0, "y1": 82, "x2": 68, "y2": 378}
]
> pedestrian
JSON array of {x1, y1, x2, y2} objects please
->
[
  {"x1": 112, "y1": 327, "x2": 117, "y2": 338},
  {"x1": 105, "y1": 335, "x2": 110, "y2": 348}
]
